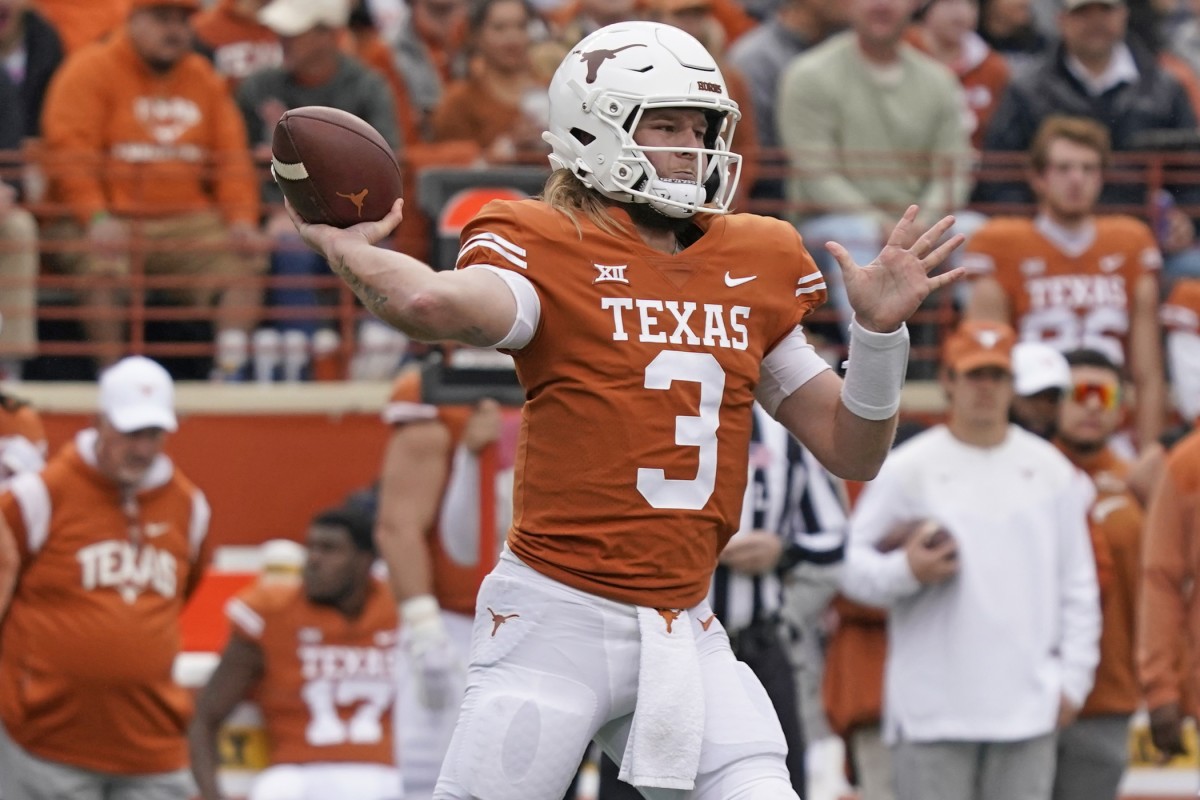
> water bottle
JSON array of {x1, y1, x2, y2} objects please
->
[{"x1": 252, "y1": 328, "x2": 282, "y2": 384}]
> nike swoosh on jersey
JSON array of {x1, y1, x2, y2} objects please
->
[{"x1": 724, "y1": 272, "x2": 757, "y2": 287}]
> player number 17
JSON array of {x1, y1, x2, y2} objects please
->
[{"x1": 301, "y1": 678, "x2": 394, "y2": 746}]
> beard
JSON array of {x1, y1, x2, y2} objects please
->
[{"x1": 624, "y1": 200, "x2": 695, "y2": 236}]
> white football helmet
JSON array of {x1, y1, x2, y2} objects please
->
[{"x1": 543, "y1": 21, "x2": 742, "y2": 218}]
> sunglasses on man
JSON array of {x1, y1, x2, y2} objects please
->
[{"x1": 1069, "y1": 382, "x2": 1121, "y2": 411}]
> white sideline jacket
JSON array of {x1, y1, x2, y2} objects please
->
[{"x1": 841, "y1": 424, "x2": 1101, "y2": 744}]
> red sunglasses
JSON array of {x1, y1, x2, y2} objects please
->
[{"x1": 1070, "y1": 382, "x2": 1121, "y2": 410}]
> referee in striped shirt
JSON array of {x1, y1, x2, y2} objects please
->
[{"x1": 712, "y1": 401, "x2": 849, "y2": 796}]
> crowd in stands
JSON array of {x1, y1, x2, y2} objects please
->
[
  {"x1": 4, "y1": 3, "x2": 1200, "y2": 797},
  {"x1": 0, "y1": 0, "x2": 1196, "y2": 387}
]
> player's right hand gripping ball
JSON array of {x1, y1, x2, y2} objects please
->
[{"x1": 271, "y1": 106, "x2": 403, "y2": 228}]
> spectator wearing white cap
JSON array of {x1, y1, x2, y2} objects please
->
[
  {"x1": 235, "y1": 0, "x2": 401, "y2": 342},
  {"x1": 1010, "y1": 340, "x2": 1072, "y2": 439},
  {"x1": 0, "y1": 355, "x2": 211, "y2": 800}
]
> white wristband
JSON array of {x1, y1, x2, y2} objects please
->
[{"x1": 839, "y1": 316, "x2": 909, "y2": 421}]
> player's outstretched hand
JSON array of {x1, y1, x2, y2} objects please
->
[
  {"x1": 284, "y1": 197, "x2": 405, "y2": 260},
  {"x1": 827, "y1": 205, "x2": 965, "y2": 333}
]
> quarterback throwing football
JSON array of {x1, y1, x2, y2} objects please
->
[{"x1": 289, "y1": 21, "x2": 963, "y2": 800}]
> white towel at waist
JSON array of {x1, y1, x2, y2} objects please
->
[{"x1": 619, "y1": 606, "x2": 706, "y2": 790}]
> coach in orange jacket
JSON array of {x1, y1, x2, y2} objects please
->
[
  {"x1": 0, "y1": 356, "x2": 212, "y2": 800},
  {"x1": 40, "y1": 0, "x2": 266, "y2": 372}
]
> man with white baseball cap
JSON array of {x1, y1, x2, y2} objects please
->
[
  {"x1": 99, "y1": 355, "x2": 179, "y2": 434},
  {"x1": 257, "y1": 0, "x2": 349, "y2": 38},
  {"x1": 0, "y1": 353, "x2": 210, "y2": 800},
  {"x1": 1011, "y1": 341, "x2": 1072, "y2": 439}
]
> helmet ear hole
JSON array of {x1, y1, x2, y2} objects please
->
[{"x1": 570, "y1": 128, "x2": 596, "y2": 146}]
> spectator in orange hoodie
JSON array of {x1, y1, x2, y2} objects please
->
[
  {"x1": 40, "y1": 0, "x2": 266, "y2": 374},
  {"x1": 190, "y1": 0, "x2": 283, "y2": 87},
  {"x1": 31, "y1": 0, "x2": 126, "y2": 53}
]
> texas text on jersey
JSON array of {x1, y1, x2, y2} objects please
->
[
  {"x1": 0, "y1": 429, "x2": 211, "y2": 774},
  {"x1": 226, "y1": 580, "x2": 399, "y2": 766},
  {"x1": 455, "y1": 198, "x2": 827, "y2": 609},
  {"x1": 962, "y1": 215, "x2": 1161, "y2": 366}
]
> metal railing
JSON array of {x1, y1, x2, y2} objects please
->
[{"x1": 0, "y1": 147, "x2": 1190, "y2": 379}]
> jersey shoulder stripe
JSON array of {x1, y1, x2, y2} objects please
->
[{"x1": 226, "y1": 595, "x2": 265, "y2": 639}]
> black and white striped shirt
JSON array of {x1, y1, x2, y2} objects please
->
[{"x1": 709, "y1": 403, "x2": 850, "y2": 632}]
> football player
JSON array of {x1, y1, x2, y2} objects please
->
[
  {"x1": 189, "y1": 506, "x2": 401, "y2": 800},
  {"x1": 376, "y1": 363, "x2": 520, "y2": 799},
  {"x1": 963, "y1": 114, "x2": 1166, "y2": 451},
  {"x1": 286, "y1": 21, "x2": 964, "y2": 800}
]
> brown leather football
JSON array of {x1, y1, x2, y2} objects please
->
[
  {"x1": 875, "y1": 519, "x2": 954, "y2": 553},
  {"x1": 271, "y1": 106, "x2": 403, "y2": 228}
]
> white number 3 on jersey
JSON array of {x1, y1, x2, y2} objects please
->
[{"x1": 637, "y1": 351, "x2": 726, "y2": 510}]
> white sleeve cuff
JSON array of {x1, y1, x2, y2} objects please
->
[
  {"x1": 756, "y1": 326, "x2": 833, "y2": 415},
  {"x1": 466, "y1": 265, "x2": 541, "y2": 350}
]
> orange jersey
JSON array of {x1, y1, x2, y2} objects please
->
[
  {"x1": 1162, "y1": 279, "x2": 1200, "y2": 423},
  {"x1": 383, "y1": 368, "x2": 521, "y2": 614},
  {"x1": 33, "y1": 0, "x2": 127, "y2": 54},
  {"x1": 1059, "y1": 446, "x2": 1144, "y2": 715},
  {"x1": 1139, "y1": 429, "x2": 1200, "y2": 715},
  {"x1": 962, "y1": 216, "x2": 1161, "y2": 366},
  {"x1": 822, "y1": 595, "x2": 887, "y2": 737},
  {"x1": 226, "y1": 581, "x2": 399, "y2": 766},
  {"x1": 0, "y1": 431, "x2": 211, "y2": 774},
  {"x1": 455, "y1": 200, "x2": 826, "y2": 608},
  {"x1": 41, "y1": 30, "x2": 260, "y2": 225},
  {"x1": 1163, "y1": 278, "x2": 1200, "y2": 334}
]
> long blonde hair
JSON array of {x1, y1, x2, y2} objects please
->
[{"x1": 540, "y1": 169, "x2": 629, "y2": 237}]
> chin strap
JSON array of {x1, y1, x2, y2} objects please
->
[{"x1": 646, "y1": 177, "x2": 706, "y2": 219}]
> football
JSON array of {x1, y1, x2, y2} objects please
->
[
  {"x1": 271, "y1": 106, "x2": 403, "y2": 228},
  {"x1": 875, "y1": 519, "x2": 954, "y2": 553}
]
